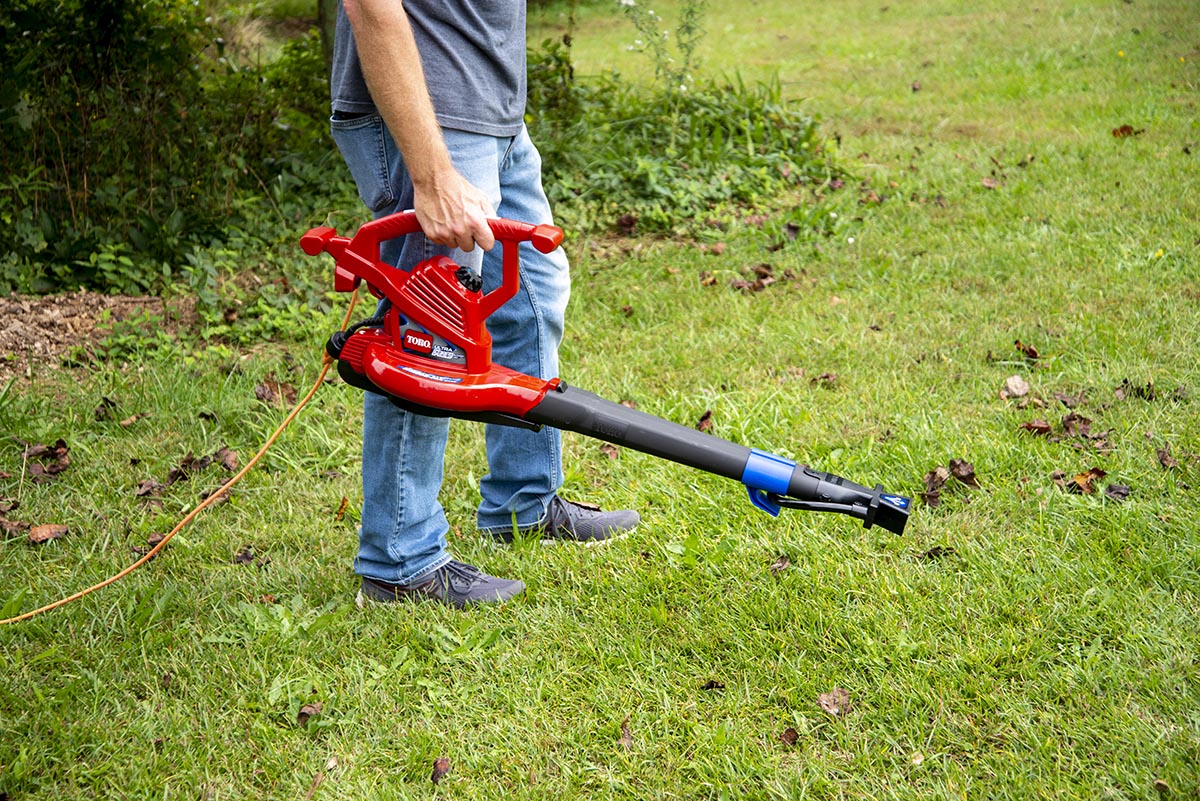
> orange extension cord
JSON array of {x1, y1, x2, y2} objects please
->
[{"x1": 0, "y1": 290, "x2": 360, "y2": 626}]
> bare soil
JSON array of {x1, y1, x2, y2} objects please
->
[{"x1": 0, "y1": 292, "x2": 196, "y2": 383}]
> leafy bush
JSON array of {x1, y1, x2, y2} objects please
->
[
  {"x1": 0, "y1": 0, "x2": 334, "y2": 295},
  {"x1": 526, "y1": 38, "x2": 837, "y2": 235}
]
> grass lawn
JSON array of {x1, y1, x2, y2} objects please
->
[{"x1": 2, "y1": 0, "x2": 1199, "y2": 798}]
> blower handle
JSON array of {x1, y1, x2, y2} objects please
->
[{"x1": 303, "y1": 210, "x2": 563, "y2": 315}]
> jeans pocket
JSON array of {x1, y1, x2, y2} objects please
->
[{"x1": 330, "y1": 114, "x2": 396, "y2": 214}]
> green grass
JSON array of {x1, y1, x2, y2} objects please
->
[{"x1": 3, "y1": 0, "x2": 1200, "y2": 798}]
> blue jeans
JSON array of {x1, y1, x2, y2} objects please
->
[{"x1": 331, "y1": 117, "x2": 569, "y2": 585}]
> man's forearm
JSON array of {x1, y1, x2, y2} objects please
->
[
  {"x1": 341, "y1": 0, "x2": 495, "y2": 250},
  {"x1": 342, "y1": 0, "x2": 450, "y2": 187}
]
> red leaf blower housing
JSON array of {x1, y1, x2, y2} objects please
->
[{"x1": 301, "y1": 211, "x2": 911, "y2": 535}]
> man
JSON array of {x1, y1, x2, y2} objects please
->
[{"x1": 329, "y1": 0, "x2": 639, "y2": 608}]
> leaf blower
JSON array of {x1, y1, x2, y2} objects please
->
[{"x1": 301, "y1": 211, "x2": 911, "y2": 535}]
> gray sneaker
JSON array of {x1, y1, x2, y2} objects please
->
[
  {"x1": 490, "y1": 496, "x2": 640, "y2": 545},
  {"x1": 357, "y1": 560, "x2": 525, "y2": 608}
]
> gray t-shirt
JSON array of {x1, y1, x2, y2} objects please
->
[{"x1": 330, "y1": 0, "x2": 527, "y2": 138}]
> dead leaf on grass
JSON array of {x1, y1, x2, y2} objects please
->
[
  {"x1": 1104, "y1": 484, "x2": 1132, "y2": 502},
  {"x1": 700, "y1": 680, "x2": 725, "y2": 691},
  {"x1": 2, "y1": 519, "x2": 30, "y2": 536},
  {"x1": 769, "y1": 554, "x2": 791, "y2": 574},
  {"x1": 1111, "y1": 124, "x2": 1144, "y2": 138},
  {"x1": 297, "y1": 701, "x2": 322, "y2": 727},
  {"x1": 1020, "y1": 419, "x2": 1052, "y2": 436},
  {"x1": 1066, "y1": 467, "x2": 1107, "y2": 495},
  {"x1": 917, "y1": 545, "x2": 956, "y2": 561},
  {"x1": 696, "y1": 409, "x2": 714, "y2": 432},
  {"x1": 780, "y1": 727, "x2": 799, "y2": 746},
  {"x1": 1157, "y1": 443, "x2": 1178, "y2": 469},
  {"x1": 619, "y1": 717, "x2": 633, "y2": 750},
  {"x1": 1062, "y1": 413, "x2": 1092, "y2": 438},
  {"x1": 817, "y1": 687, "x2": 852, "y2": 717},
  {"x1": 431, "y1": 757, "x2": 451, "y2": 785},
  {"x1": 949, "y1": 459, "x2": 980, "y2": 488},
  {"x1": 1053, "y1": 390, "x2": 1086, "y2": 408},
  {"x1": 29, "y1": 524, "x2": 68, "y2": 544},
  {"x1": 1014, "y1": 339, "x2": 1040, "y2": 360},
  {"x1": 811, "y1": 372, "x2": 838, "y2": 388},
  {"x1": 23, "y1": 439, "x2": 70, "y2": 482},
  {"x1": 600, "y1": 443, "x2": 620, "y2": 460},
  {"x1": 1000, "y1": 375, "x2": 1030, "y2": 400},
  {"x1": 921, "y1": 465, "x2": 950, "y2": 507}
]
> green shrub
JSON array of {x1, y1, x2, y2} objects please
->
[
  {"x1": 0, "y1": 1, "x2": 334, "y2": 295},
  {"x1": 527, "y1": 38, "x2": 837, "y2": 235}
]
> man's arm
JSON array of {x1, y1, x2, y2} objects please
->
[{"x1": 342, "y1": 0, "x2": 495, "y2": 252}]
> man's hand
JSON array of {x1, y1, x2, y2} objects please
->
[{"x1": 413, "y1": 168, "x2": 496, "y2": 253}]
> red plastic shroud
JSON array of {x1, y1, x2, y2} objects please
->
[{"x1": 300, "y1": 211, "x2": 565, "y2": 419}]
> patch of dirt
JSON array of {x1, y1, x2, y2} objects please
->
[{"x1": 0, "y1": 292, "x2": 197, "y2": 383}]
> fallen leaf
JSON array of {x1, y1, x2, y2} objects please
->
[
  {"x1": 297, "y1": 702, "x2": 322, "y2": 727},
  {"x1": 921, "y1": 466, "x2": 950, "y2": 507},
  {"x1": 1104, "y1": 484, "x2": 1131, "y2": 502},
  {"x1": 696, "y1": 410, "x2": 714, "y2": 432},
  {"x1": 1020, "y1": 419, "x2": 1052, "y2": 436},
  {"x1": 118, "y1": 413, "x2": 146, "y2": 427},
  {"x1": 917, "y1": 545, "x2": 956, "y2": 561},
  {"x1": 0, "y1": 499, "x2": 18, "y2": 514},
  {"x1": 1157, "y1": 443, "x2": 1178, "y2": 469},
  {"x1": 136, "y1": 479, "x2": 166, "y2": 497},
  {"x1": 232, "y1": 546, "x2": 256, "y2": 565},
  {"x1": 817, "y1": 687, "x2": 852, "y2": 717},
  {"x1": 1111, "y1": 124, "x2": 1144, "y2": 138},
  {"x1": 981, "y1": 176, "x2": 1002, "y2": 189},
  {"x1": 29, "y1": 524, "x2": 68, "y2": 544},
  {"x1": 23, "y1": 439, "x2": 70, "y2": 482},
  {"x1": 1001, "y1": 375, "x2": 1030, "y2": 400},
  {"x1": 431, "y1": 757, "x2": 451, "y2": 785},
  {"x1": 1, "y1": 519, "x2": 30, "y2": 536},
  {"x1": 699, "y1": 270, "x2": 718, "y2": 287},
  {"x1": 911, "y1": 750, "x2": 926, "y2": 766},
  {"x1": 215, "y1": 448, "x2": 239, "y2": 472},
  {"x1": 769, "y1": 555, "x2": 791, "y2": 574},
  {"x1": 94, "y1": 396, "x2": 119, "y2": 421},
  {"x1": 621, "y1": 304, "x2": 634, "y2": 317},
  {"x1": 949, "y1": 459, "x2": 980, "y2": 488},
  {"x1": 600, "y1": 443, "x2": 620, "y2": 460},
  {"x1": 619, "y1": 717, "x2": 633, "y2": 750},
  {"x1": 1014, "y1": 339, "x2": 1040, "y2": 360},
  {"x1": 1062, "y1": 413, "x2": 1093, "y2": 438},
  {"x1": 1115, "y1": 378, "x2": 1155, "y2": 401},
  {"x1": 811, "y1": 372, "x2": 838, "y2": 388},
  {"x1": 780, "y1": 727, "x2": 799, "y2": 746},
  {"x1": 1053, "y1": 390, "x2": 1086, "y2": 408},
  {"x1": 1067, "y1": 467, "x2": 1107, "y2": 494},
  {"x1": 617, "y1": 213, "x2": 637, "y2": 235},
  {"x1": 334, "y1": 496, "x2": 349, "y2": 520},
  {"x1": 700, "y1": 680, "x2": 725, "y2": 691}
]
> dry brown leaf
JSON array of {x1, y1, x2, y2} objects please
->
[
  {"x1": 780, "y1": 727, "x2": 799, "y2": 746},
  {"x1": 696, "y1": 410, "x2": 714, "y2": 432},
  {"x1": 817, "y1": 687, "x2": 852, "y2": 717},
  {"x1": 1020, "y1": 420, "x2": 1052, "y2": 436},
  {"x1": 431, "y1": 757, "x2": 451, "y2": 785},
  {"x1": 619, "y1": 717, "x2": 633, "y2": 751},
  {"x1": 1066, "y1": 467, "x2": 1107, "y2": 495},
  {"x1": 297, "y1": 702, "x2": 322, "y2": 727},
  {"x1": 949, "y1": 459, "x2": 980, "y2": 488},
  {"x1": 769, "y1": 555, "x2": 791, "y2": 574},
  {"x1": 1001, "y1": 375, "x2": 1030, "y2": 399},
  {"x1": 1157, "y1": 443, "x2": 1178, "y2": 470},
  {"x1": 29, "y1": 524, "x2": 68, "y2": 544}
]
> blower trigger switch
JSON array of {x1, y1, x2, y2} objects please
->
[{"x1": 456, "y1": 266, "x2": 482, "y2": 293}]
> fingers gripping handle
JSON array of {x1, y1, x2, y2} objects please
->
[
  {"x1": 301, "y1": 211, "x2": 564, "y2": 299},
  {"x1": 353, "y1": 210, "x2": 563, "y2": 256}
]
